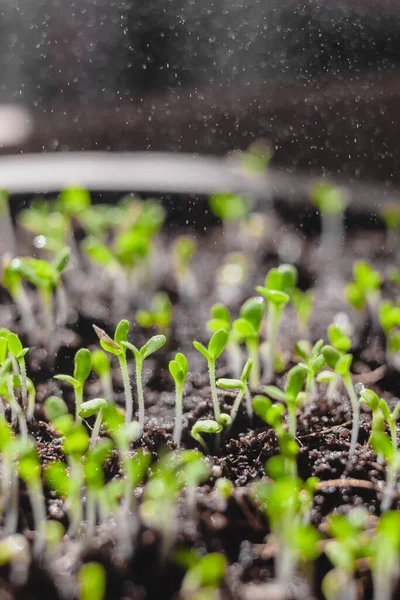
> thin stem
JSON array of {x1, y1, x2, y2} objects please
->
[
  {"x1": 118, "y1": 353, "x2": 133, "y2": 423},
  {"x1": 247, "y1": 338, "x2": 259, "y2": 390},
  {"x1": 390, "y1": 420, "x2": 397, "y2": 455},
  {"x1": 40, "y1": 287, "x2": 53, "y2": 342},
  {"x1": 305, "y1": 371, "x2": 316, "y2": 405},
  {"x1": 90, "y1": 409, "x2": 103, "y2": 448},
  {"x1": 4, "y1": 471, "x2": 19, "y2": 535},
  {"x1": 101, "y1": 373, "x2": 113, "y2": 402},
  {"x1": 381, "y1": 464, "x2": 395, "y2": 512},
  {"x1": 29, "y1": 478, "x2": 46, "y2": 555},
  {"x1": 74, "y1": 384, "x2": 83, "y2": 423},
  {"x1": 343, "y1": 375, "x2": 359, "y2": 457},
  {"x1": 18, "y1": 358, "x2": 28, "y2": 419},
  {"x1": 135, "y1": 359, "x2": 144, "y2": 434},
  {"x1": 193, "y1": 433, "x2": 209, "y2": 453},
  {"x1": 7, "y1": 377, "x2": 27, "y2": 440},
  {"x1": 287, "y1": 403, "x2": 297, "y2": 438},
  {"x1": 230, "y1": 388, "x2": 245, "y2": 424},
  {"x1": 208, "y1": 360, "x2": 221, "y2": 422},
  {"x1": 172, "y1": 383, "x2": 184, "y2": 445},
  {"x1": 245, "y1": 387, "x2": 253, "y2": 419},
  {"x1": 265, "y1": 303, "x2": 282, "y2": 383},
  {"x1": 67, "y1": 457, "x2": 83, "y2": 537},
  {"x1": 226, "y1": 340, "x2": 243, "y2": 378},
  {"x1": 86, "y1": 489, "x2": 97, "y2": 538}
]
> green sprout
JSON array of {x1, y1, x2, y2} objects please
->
[
  {"x1": 44, "y1": 395, "x2": 69, "y2": 423},
  {"x1": 292, "y1": 288, "x2": 314, "y2": 338},
  {"x1": 310, "y1": 181, "x2": 347, "y2": 262},
  {"x1": 0, "y1": 368, "x2": 28, "y2": 440},
  {"x1": 207, "y1": 303, "x2": 242, "y2": 378},
  {"x1": 78, "y1": 398, "x2": 107, "y2": 447},
  {"x1": 190, "y1": 414, "x2": 232, "y2": 453},
  {"x1": 217, "y1": 358, "x2": 253, "y2": 424},
  {"x1": 254, "y1": 475, "x2": 320, "y2": 587},
  {"x1": 264, "y1": 364, "x2": 307, "y2": 437},
  {"x1": 2, "y1": 259, "x2": 36, "y2": 338},
  {"x1": 256, "y1": 264, "x2": 297, "y2": 382},
  {"x1": 91, "y1": 349, "x2": 113, "y2": 401},
  {"x1": 193, "y1": 329, "x2": 229, "y2": 423},
  {"x1": 294, "y1": 339, "x2": 326, "y2": 404},
  {"x1": 379, "y1": 300, "x2": 400, "y2": 369},
  {"x1": 9, "y1": 247, "x2": 71, "y2": 339},
  {"x1": 180, "y1": 553, "x2": 227, "y2": 600},
  {"x1": 327, "y1": 322, "x2": 351, "y2": 353},
  {"x1": 345, "y1": 261, "x2": 382, "y2": 322},
  {"x1": 121, "y1": 334, "x2": 166, "y2": 434},
  {"x1": 136, "y1": 291, "x2": 172, "y2": 336},
  {"x1": 55, "y1": 347, "x2": 92, "y2": 422},
  {"x1": 172, "y1": 235, "x2": 197, "y2": 299},
  {"x1": 78, "y1": 562, "x2": 106, "y2": 600},
  {"x1": 6, "y1": 333, "x2": 30, "y2": 419},
  {"x1": 17, "y1": 197, "x2": 69, "y2": 254},
  {"x1": 322, "y1": 509, "x2": 370, "y2": 600},
  {"x1": 209, "y1": 192, "x2": 250, "y2": 224},
  {"x1": 93, "y1": 320, "x2": 133, "y2": 423},
  {"x1": 371, "y1": 511, "x2": 400, "y2": 600},
  {"x1": 369, "y1": 412, "x2": 400, "y2": 511},
  {"x1": 359, "y1": 388, "x2": 383, "y2": 460},
  {"x1": 232, "y1": 296, "x2": 264, "y2": 389},
  {"x1": 84, "y1": 438, "x2": 113, "y2": 535},
  {"x1": 215, "y1": 478, "x2": 234, "y2": 500},
  {"x1": 17, "y1": 442, "x2": 46, "y2": 555},
  {"x1": 169, "y1": 352, "x2": 189, "y2": 445}
]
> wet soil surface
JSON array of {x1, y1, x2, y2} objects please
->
[{"x1": 0, "y1": 216, "x2": 399, "y2": 600}]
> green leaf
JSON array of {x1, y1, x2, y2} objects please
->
[
  {"x1": 209, "y1": 192, "x2": 250, "y2": 222},
  {"x1": 278, "y1": 432, "x2": 299, "y2": 460},
  {"x1": 63, "y1": 424, "x2": 90, "y2": 457},
  {"x1": 53, "y1": 247, "x2": 71, "y2": 274},
  {"x1": 82, "y1": 237, "x2": 119, "y2": 269},
  {"x1": 114, "y1": 320, "x2": 130, "y2": 346},
  {"x1": 78, "y1": 398, "x2": 107, "y2": 419},
  {"x1": 290, "y1": 523, "x2": 321, "y2": 560},
  {"x1": 379, "y1": 399, "x2": 391, "y2": 423},
  {"x1": 265, "y1": 268, "x2": 282, "y2": 291},
  {"x1": 328, "y1": 324, "x2": 351, "y2": 353},
  {"x1": 78, "y1": 562, "x2": 106, "y2": 600},
  {"x1": 45, "y1": 461, "x2": 70, "y2": 497},
  {"x1": 286, "y1": 365, "x2": 307, "y2": 400},
  {"x1": 58, "y1": 186, "x2": 91, "y2": 216},
  {"x1": 239, "y1": 296, "x2": 264, "y2": 331},
  {"x1": 182, "y1": 553, "x2": 227, "y2": 593},
  {"x1": 360, "y1": 389, "x2": 379, "y2": 412},
  {"x1": 93, "y1": 324, "x2": 121, "y2": 356},
  {"x1": 264, "y1": 385, "x2": 288, "y2": 402},
  {"x1": 192, "y1": 420, "x2": 222, "y2": 436},
  {"x1": 169, "y1": 353, "x2": 188, "y2": 385},
  {"x1": 211, "y1": 304, "x2": 230, "y2": 324},
  {"x1": 241, "y1": 358, "x2": 253, "y2": 383},
  {"x1": 54, "y1": 374, "x2": 80, "y2": 387},
  {"x1": 216, "y1": 378, "x2": 243, "y2": 391},
  {"x1": 371, "y1": 430, "x2": 393, "y2": 460},
  {"x1": 6, "y1": 333, "x2": 23, "y2": 357},
  {"x1": 91, "y1": 349, "x2": 110, "y2": 378},
  {"x1": 140, "y1": 334, "x2": 167, "y2": 359},
  {"x1": 125, "y1": 449, "x2": 151, "y2": 487},
  {"x1": 335, "y1": 354, "x2": 352, "y2": 378},
  {"x1": 232, "y1": 318, "x2": 256, "y2": 340},
  {"x1": 74, "y1": 348, "x2": 92, "y2": 385},
  {"x1": 208, "y1": 329, "x2": 228, "y2": 360},
  {"x1": 101, "y1": 403, "x2": 125, "y2": 433},
  {"x1": 192, "y1": 341, "x2": 210, "y2": 361},
  {"x1": 257, "y1": 287, "x2": 289, "y2": 306},
  {"x1": 0, "y1": 416, "x2": 14, "y2": 451},
  {"x1": 252, "y1": 395, "x2": 272, "y2": 422},
  {"x1": 353, "y1": 261, "x2": 381, "y2": 292},
  {"x1": 322, "y1": 345, "x2": 342, "y2": 369},
  {"x1": 278, "y1": 264, "x2": 298, "y2": 296},
  {"x1": 265, "y1": 403, "x2": 285, "y2": 430},
  {"x1": 44, "y1": 396, "x2": 69, "y2": 422},
  {"x1": 0, "y1": 337, "x2": 8, "y2": 364},
  {"x1": 309, "y1": 354, "x2": 326, "y2": 375},
  {"x1": 345, "y1": 282, "x2": 365, "y2": 311},
  {"x1": 310, "y1": 182, "x2": 346, "y2": 215}
]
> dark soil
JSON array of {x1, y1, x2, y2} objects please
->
[{"x1": 0, "y1": 208, "x2": 398, "y2": 600}]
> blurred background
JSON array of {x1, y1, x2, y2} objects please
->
[{"x1": 1, "y1": 0, "x2": 400, "y2": 185}]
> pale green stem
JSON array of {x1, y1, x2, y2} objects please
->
[
  {"x1": 226, "y1": 340, "x2": 243, "y2": 378},
  {"x1": 4, "y1": 471, "x2": 19, "y2": 535},
  {"x1": 90, "y1": 409, "x2": 103, "y2": 448},
  {"x1": 74, "y1": 384, "x2": 83, "y2": 423},
  {"x1": 193, "y1": 432, "x2": 209, "y2": 453},
  {"x1": 7, "y1": 377, "x2": 27, "y2": 439},
  {"x1": 18, "y1": 358, "x2": 28, "y2": 419},
  {"x1": 135, "y1": 359, "x2": 145, "y2": 434},
  {"x1": 247, "y1": 338, "x2": 259, "y2": 390},
  {"x1": 390, "y1": 420, "x2": 397, "y2": 455},
  {"x1": 27, "y1": 383, "x2": 35, "y2": 422},
  {"x1": 208, "y1": 359, "x2": 221, "y2": 422},
  {"x1": 343, "y1": 375, "x2": 359, "y2": 457},
  {"x1": 245, "y1": 387, "x2": 253, "y2": 418},
  {"x1": 67, "y1": 457, "x2": 83, "y2": 537},
  {"x1": 265, "y1": 303, "x2": 282, "y2": 383},
  {"x1": 101, "y1": 373, "x2": 113, "y2": 402},
  {"x1": 86, "y1": 489, "x2": 97, "y2": 537},
  {"x1": 172, "y1": 383, "x2": 184, "y2": 445},
  {"x1": 305, "y1": 371, "x2": 316, "y2": 405},
  {"x1": 230, "y1": 388, "x2": 245, "y2": 425},
  {"x1": 39, "y1": 287, "x2": 53, "y2": 342},
  {"x1": 29, "y1": 478, "x2": 46, "y2": 555},
  {"x1": 118, "y1": 353, "x2": 133, "y2": 424},
  {"x1": 287, "y1": 402, "x2": 297, "y2": 438},
  {"x1": 381, "y1": 463, "x2": 395, "y2": 512}
]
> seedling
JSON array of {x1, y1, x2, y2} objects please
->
[
  {"x1": 209, "y1": 192, "x2": 250, "y2": 224},
  {"x1": 2, "y1": 260, "x2": 36, "y2": 338},
  {"x1": 310, "y1": 181, "x2": 347, "y2": 263},
  {"x1": 78, "y1": 398, "x2": 107, "y2": 447},
  {"x1": 55, "y1": 347, "x2": 92, "y2": 422},
  {"x1": 180, "y1": 552, "x2": 227, "y2": 600},
  {"x1": 44, "y1": 395, "x2": 69, "y2": 423},
  {"x1": 294, "y1": 339, "x2": 326, "y2": 404},
  {"x1": 121, "y1": 334, "x2": 166, "y2": 434},
  {"x1": 78, "y1": 562, "x2": 106, "y2": 600},
  {"x1": 190, "y1": 414, "x2": 231, "y2": 453},
  {"x1": 264, "y1": 364, "x2": 307, "y2": 437},
  {"x1": 359, "y1": 389, "x2": 383, "y2": 460},
  {"x1": 93, "y1": 320, "x2": 133, "y2": 423},
  {"x1": 172, "y1": 235, "x2": 197, "y2": 299},
  {"x1": 91, "y1": 349, "x2": 113, "y2": 401},
  {"x1": 207, "y1": 303, "x2": 242, "y2": 378},
  {"x1": 17, "y1": 442, "x2": 46, "y2": 554},
  {"x1": 379, "y1": 300, "x2": 400, "y2": 369},
  {"x1": 371, "y1": 511, "x2": 400, "y2": 600},
  {"x1": 0, "y1": 370, "x2": 28, "y2": 440},
  {"x1": 6, "y1": 333, "x2": 30, "y2": 419},
  {"x1": 322, "y1": 509, "x2": 370, "y2": 600},
  {"x1": 254, "y1": 476, "x2": 320, "y2": 587},
  {"x1": 169, "y1": 352, "x2": 189, "y2": 445},
  {"x1": 370, "y1": 415, "x2": 400, "y2": 511},
  {"x1": 323, "y1": 347, "x2": 360, "y2": 456},
  {"x1": 84, "y1": 438, "x2": 113, "y2": 535},
  {"x1": 217, "y1": 358, "x2": 253, "y2": 424},
  {"x1": 292, "y1": 288, "x2": 314, "y2": 338},
  {"x1": 256, "y1": 264, "x2": 297, "y2": 382},
  {"x1": 9, "y1": 247, "x2": 71, "y2": 339},
  {"x1": 193, "y1": 329, "x2": 229, "y2": 423},
  {"x1": 327, "y1": 323, "x2": 351, "y2": 353},
  {"x1": 232, "y1": 296, "x2": 264, "y2": 389},
  {"x1": 136, "y1": 291, "x2": 172, "y2": 335},
  {"x1": 345, "y1": 261, "x2": 382, "y2": 327}
]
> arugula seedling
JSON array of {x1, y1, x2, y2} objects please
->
[
  {"x1": 264, "y1": 364, "x2": 307, "y2": 437},
  {"x1": 217, "y1": 358, "x2": 253, "y2": 424},
  {"x1": 136, "y1": 291, "x2": 172, "y2": 335},
  {"x1": 292, "y1": 288, "x2": 314, "y2": 338},
  {"x1": 327, "y1": 323, "x2": 351, "y2": 353},
  {"x1": 2, "y1": 260, "x2": 36, "y2": 338},
  {"x1": 322, "y1": 509, "x2": 370, "y2": 600},
  {"x1": 79, "y1": 398, "x2": 107, "y2": 447},
  {"x1": 232, "y1": 297, "x2": 264, "y2": 389},
  {"x1": 169, "y1": 352, "x2": 189, "y2": 445},
  {"x1": 180, "y1": 553, "x2": 227, "y2": 600},
  {"x1": 93, "y1": 320, "x2": 133, "y2": 423},
  {"x1": 371, "y1": 511, "x2": 400, "y2": 600},
  {"x1": 193, "y1": 329, "x2": 229, "y2": 423},
  {"x1": 207, "y1": 303, "x2": 242, "y2": 378},
  {"x1": 55, "y1": 347, "x2": 92, "y2": 422},
  {"x1": 254, "y1": 476, "x2": 320, "y2": 587},
  {"x1": 370, "y1": 414, "x2": 400, "y2": 511},
  {"x1": 17, "y1": 442, "x2": 46, "y2": 554},
  {"x1": 0, "y1": 370, "x2": 28, "y2": 440},
  {"x1": 294, "y1": 339, "x2": 326, "y2": 404},
  {"x1": 323, "y1": 347, "x2": 360, "y2": 456},
  {"x1": 6, "y1": 333, "x2": 30, "y2": 419},
  {"x1": 310, "y1": 181, "x2": 347, "y2": 263},
  {"x1": 191, "y1": 415, "x2": 232, "y2": 453},
  {"x1": 121, "y1": 334, "x2": 166, "y2": 434},
  {"x1": 78, "y1": 562, "x2": 106, "y2": 600},
  {"x1": 91, "y1": 349, "x2": 113, "y2": 401},
  {"x1": 345, "y1": 261, "x2": 382, "y2": 324},
  {"x1": 256, "y1": 264, "x2": 297, "y2": 382},
  {"x1": 359, "y1": 389, "x2": 383, "y2": 460}
]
